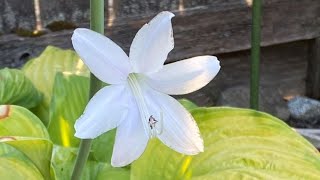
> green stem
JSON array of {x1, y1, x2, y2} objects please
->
[
  {"x1": 250, "y1": 0, "x2": 262, "y2": 110},
  {"x1": 89, "y1": 0, "x2": 105, "y2": 36},
  {"x1": 71, "y1": 0, "x2": 104, "y2": 179},
  {"x1": 71, "y1": 140, "x2": 92, "y2": 180}
]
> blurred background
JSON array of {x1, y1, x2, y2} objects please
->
[{"x1": 0, "y1": 0, "x2": 319, "y2": 127}]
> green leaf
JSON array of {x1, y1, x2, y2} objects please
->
[
  {"x1": 22, "y1": 46, "x2": 89, "y2": 125},
  {"x1": 178, "y1": 99, "x2": 198, "y2": 111},
  {"x1": 0, "y1": 68, "x2": 42, "y2": 109},
  {"x1": 131, "y1": 107, "x2": 320, "y2": 179},
  {"x1": 48, "y1": 73, "x2": 89, "y2": 147},
  {"x1": 52, "y1": 146, "x2": 130, "y2": 180},
  {"x1": 0, "y1": 105, "x2": 49, "y2": 139},
  {"x1": 48, "y1": 73, "x2": 115, "y2": 162},
  {"x1": 0, "y1": 143, "x2": 44, "y2": 180},
  {"x1": 91, "y1": 129, "x2": 116, "y2": 163},
  {"x1": 1, "y1": 137, "x2": 54, "y2": 180},
  {"x1": 131, "y1": 138, "x2": 191, "y2": 180},
  {"x1": 0, "y1": 105, "x2": 54, "y2": 179}
]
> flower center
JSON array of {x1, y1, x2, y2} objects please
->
[{"x1": 127, "y1": 73, "x2": 162, "y2": 138}]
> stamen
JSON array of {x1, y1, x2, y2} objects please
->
[
  {"x1": 128, "y1": 73, "x2": 155, "y2": 138},
  {"x1": 148, "y1": 115, "x2": 158, "y2": 129},
  {"x1": 156, "y1": 111, "x2": 164, "y2": 135},
  {"x1": 148, "y1": 114, "x2": 163, "y2": 138},
  {"x1": 128, "y1": 74, "x2": 166, "y2": 138}
]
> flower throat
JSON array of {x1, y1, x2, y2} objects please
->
[{"x1": 127, "y1": 73, "x2": 163, "y2": 138}]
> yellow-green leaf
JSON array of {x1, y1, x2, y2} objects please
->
[
  {"x1": 0, "y1": 105, "x2": 49, "y2": 139},
  {"x1": 22, "y1": 46, "x2": 89, "y2": 125},
  {"x1": 0, "y1": 105, "x2": 53, "y2": 179},
  {"x1": 178, "y1": 99, "x2": 198, "y2": 111},
  {"x1": 47, "y1": 73, "x2": 115, "y2": 162},
  {"x1": 131, "y1": 107, "x2": 320, "y2": 179},
  {"x1": 48, "y1": 73, "x2": 89, "y2": 147},
  {"x1": 1, "y1": 137, "x2": 53, "y2": 180},
  {"x1": 0, "y1": 143, "x2": 44, "y2": 180},
  {"x1": 52, "y1": 146, "x2": 130, "y2": 180},
  {"x1": 0, "y1": 68, "x2": 42, "y2": 108}
]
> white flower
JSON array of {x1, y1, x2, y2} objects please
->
[{"x1": 72, "y1": 11, "x2": 220, "y2": 167}]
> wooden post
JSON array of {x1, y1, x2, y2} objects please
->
[{"x1": 306, "y1": 38, "x2": 320, "y2": 99}]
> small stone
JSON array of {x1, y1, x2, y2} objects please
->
[
  {"x1": 217, "y1": 85, "x2": 291, "y2": 121},
  {"x1": 216, "y1": 85, "x2": 250, "y2": 108},
  {"x1": 288, "y1": 96, "x2": 320, "y2": 121}
]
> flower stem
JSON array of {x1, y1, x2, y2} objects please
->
[
  {"x1": 71, "y1": 0, "x2": 104, "y2": 179},
  {"x1": 71, "y1": 140, "x2": 92, "y2": 180},
  {"x1": 250, "y1": 0, "x2": 262, "y2": 110}
]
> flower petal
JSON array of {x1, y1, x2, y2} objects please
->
[
  {"x1": 72, "y1": 28, "x2": 131, "y2": 84},
  {"x1": 145, "y1": 56, "x2": 220, "y2": 95},
  {"x1": 74, "y1": 85, "x2": 130, "y2": 139},
  {"x1": 143, "y1": 88, "x2": 204, "y2": 155},
  {"x1": 130, "y1": 11, "x2": 174, "y2": 74},
  {"x1": 111, "y1": 99, "x2": 149, "y2": 167}
]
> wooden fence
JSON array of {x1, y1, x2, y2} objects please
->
[{"x1": 0, "y1": 0, "x2": 319, "y2": 118}]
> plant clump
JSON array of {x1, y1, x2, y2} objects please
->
[
  {"x1": 15, "y1": 28, "x2": 46, "y2": 37},
  {"x1": 46, "y1": 21, "x2": 77, "y2": 32}
]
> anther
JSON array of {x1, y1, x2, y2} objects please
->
[{"x1": 148, "y1": 115, "x2": 158, "y2": 129}]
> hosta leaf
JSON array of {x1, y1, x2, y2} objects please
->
[
  {"x1": 0, "y1": 68, "x2": 42, "y2": 108},
  {"x1": 178, "y1": 99, "x2": 198, "y2": 111},
  {"x1": 22, "y1": 46, "x2": 89, "y2": 125},
  {"x1": 52, "y1": 146, "x2": 130, "y2": 180},
  {"x1": 131, "y1": 138, "x2": 191, "y2": 180},
  {"x1": 0, "y1": 143, "x2": 44, "y2": 180},
  {"x1": 0, "y1": 137, "x2": 53, "y2": 180},
  {"x1": 0, "y1": 105, "x2": 53, "y2": 179},
  {"x1": 48, "y1": 73, "x2": 89, "y2": 147},
  {"x1": 131, "y1": 107, "x2": 320, "y2": 179},
  {"x1": 48, "y1": 73, "x2": 115, "y2": 162},
  {"x1": 91, "y1": 129, "x2": 117, "y2": 163},
  {"x1": 0, "y1": 105, "x2": 49, "y2": 139}
]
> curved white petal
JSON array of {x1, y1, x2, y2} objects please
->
[
  {"x1": 111, "y1": 98, "x2": 149, "y2": 167},
  {"x1": 143, "y1": 87, "x2": 204, "y2": 155},
  {"x1": 74, "y1": 85, "x2": 130, "y2": 139},
  {"x1": 145, "y1": 56, "x2": 220, "y2": 95},
  {"x1": 72, "y1": 28, "x2": 131, "y2": 84},
  {"x1": 130, "y1": 11, "x2": 174, "y2": 74}
]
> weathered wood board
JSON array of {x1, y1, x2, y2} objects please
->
[
  {"x1": 180, "y1": 40, "x2": 308, "y2": 120},
  {"x1": 0, "y1": 0, "x2": 319, "y2": 68},
  {"x1": 0, "y1": 0, "x2": 36, "y2": 33},
  {"x1": 0, "y1": 0, "x2": 318, "y2": 121},
  {"x1": 39, "y1": 0, "x2": 90, "y2": 27}
]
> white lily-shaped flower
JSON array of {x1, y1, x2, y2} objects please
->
[{"x1": 72, "y1": 11, "x2": 220, "y2": 167}]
